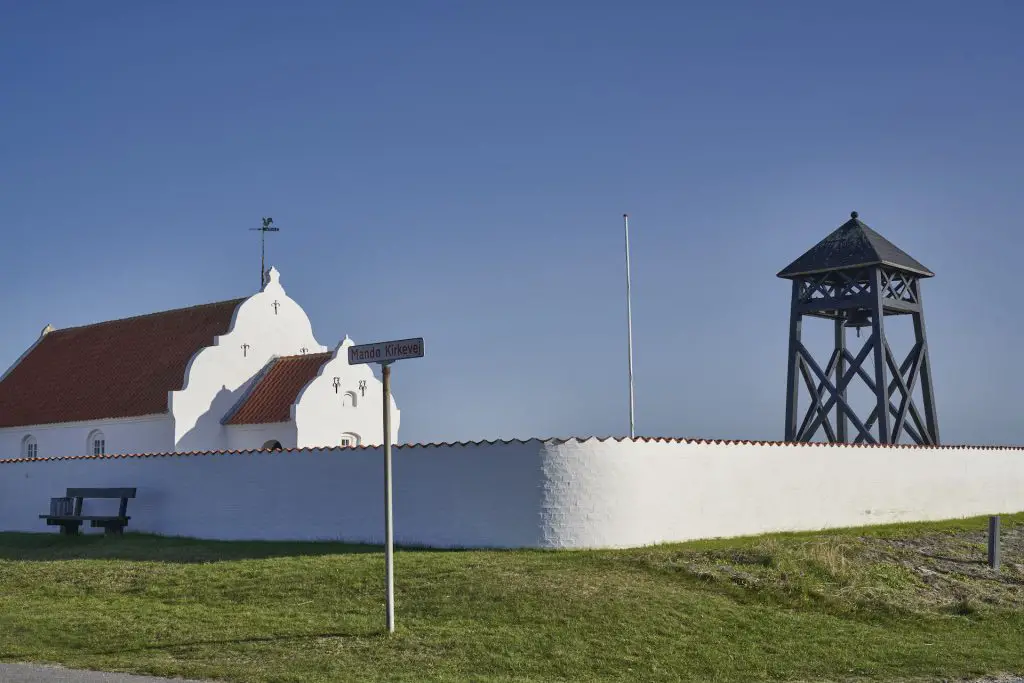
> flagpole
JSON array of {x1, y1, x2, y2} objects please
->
[{"x1": 624, "y1": 213, "x2": 636, "y2": 438}]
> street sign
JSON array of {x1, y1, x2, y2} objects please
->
[
  {"x1": 348, "y1": 338, "x2": 424, "y2": 365},
  {"x1": 346, "y1": 336, "x2": 424, "y2": 635}
]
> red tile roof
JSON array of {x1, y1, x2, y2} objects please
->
[
  {"x1": 223, "y1": 352, "x2": 332, "y2": 425},
  {"x1": 0, "y1": 298, "x2": 245, "y2": 429}
]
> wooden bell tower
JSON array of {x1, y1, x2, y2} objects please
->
[{"x1": 778, "y1": 212, "x2": 940, "y2": 445}]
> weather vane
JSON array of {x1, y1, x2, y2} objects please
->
[{"x1": 250, "y1": 217, "x2": 281, "y2": 289}]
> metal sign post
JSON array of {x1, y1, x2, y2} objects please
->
[
  {"x1": 381, "y1": 361, "x2": 394, "y2": 632},
  {"x1": 348, "y1": 337, "x2": 424, "y2": 634}
]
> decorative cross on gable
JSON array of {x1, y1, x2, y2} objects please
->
[
  {"x1": 358, "y1": 380, "x2": 367, "y2": 397},
  {"x1": 300, "y1": 347, "x2": 308, "y2": 354},
  {"x1": 241, "y1": 343, "x2": 250, "y2": 357},
  {"x1": 272, "y1": 301, "x2": 280, "y2": 315},
  {"x1": 332, "y1": 377, "x2": 341, "y2": 394}
]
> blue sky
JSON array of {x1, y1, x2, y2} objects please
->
[{"x1": 1, "y1": 1, "x2": 1022, "y2": 446}]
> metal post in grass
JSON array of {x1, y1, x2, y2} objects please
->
[
  {"x1": 381, "y1": 361, "x2": 395, "y2": 633},
  {"x1": 348, "y1": 337, "x2": 425, "y2": 634},
  {"x1": 988, "y1": 515, "x2": 1000, "y2": 571}
]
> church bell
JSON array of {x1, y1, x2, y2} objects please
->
[{"x1": 844, "y1": 309, "x2": 872, "y2": 337}]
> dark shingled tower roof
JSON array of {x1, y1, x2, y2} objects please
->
[{"x1": 777, "y1": 212, "x2": 933, "y2": 279}]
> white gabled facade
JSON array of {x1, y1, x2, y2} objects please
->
[
  {"x1": 170, "y1": 266, "x2": 328, "y2": 452},
  {"x1": 0, "y1": 266, "x2": 399, "y2": 460},
  {"x1": 291, "y1": 339, "x2": 400, "y2": 449}
]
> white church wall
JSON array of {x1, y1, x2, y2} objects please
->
[
  {"x1": 169, "y1": 267, "x2": 327, "y2": 452},
  {"x1": 0, "y1": 415, "x2": 172, "y2": 461},
  {"x1": 292, "y1": 340, "x2": 400, "y2": 448},
  {"x1": 2, "y1": 438, "x2": 1022, "y2": 548},
  {"x1": 225, "y1": 422, "x2": 297, "y2": 451}
]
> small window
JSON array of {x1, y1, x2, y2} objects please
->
[
  {"x1": 262, "y1": 439, "x2": 283, "y2": 451},
  {"x1": 340, "y1": 433, "x2": 360, "y2": 447},
  {"x1": 87, "y1": 429, "x2": 106, "y2": 456},
  {"x1": 21, "y1": 435, "x2": 38, "y2": 459},
  {"x1": 342, "y1": 391, "x2": 358, "y2": 407}
]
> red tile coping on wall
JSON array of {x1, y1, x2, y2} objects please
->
[
  {"x1": 2, "y1": 435, "x2": 1022, "y2": 465},
  {"x1": 223, "y1": 352, "x2": 332, "y2": 425},
  {"x1": 0, "y1": 298, "x2": 246, "y2": 429}
]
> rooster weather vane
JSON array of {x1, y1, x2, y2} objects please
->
[{"x1": 250, "y1": 217, "x2": 281, "y2": 289}]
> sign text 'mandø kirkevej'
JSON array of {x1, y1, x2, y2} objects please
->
[{"x1": 348, "y1": 338, "x2": 425, "y2": 365}]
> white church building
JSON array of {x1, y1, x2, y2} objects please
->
[{"x1": 0, "y1": 266, "x2": 398, "y2": 460}]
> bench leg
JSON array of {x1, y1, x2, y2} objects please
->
[
  {"x1": 98, "y1": 521, "x2": 125, "y2": 536},
  {"x1": 59, "y1": 521, "x2": 82, "y2": 536}
]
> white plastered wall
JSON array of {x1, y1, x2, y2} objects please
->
[
  {"x1": 0, "y1": 441, "x2": 544, "y2": 547},
  {"x1": 536, "y1": 438, "x2": 1024, "y2": 548},
  {"x1": 292, "y1": 339, "x2": 400, "y2": 448},
  {"x1": 225, "y1": 423, "x2": 297, "y2": 451},
  {"x1": 0, "y1": 415, "x2": 173, "y2": 461},
  {"x1": 169, "y1": 267, "x2": 326, "y2": 452},
  {"x1": 2, "y1": 438, "x2": 1022, "y2": 548}
]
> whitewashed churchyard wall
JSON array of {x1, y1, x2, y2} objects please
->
[
  {"x1": 0, "y1": 441, "x2": 544, "y2": 547},
  {"x1": 1, "y1": 438, "x2": 1022, "y2": 549},
  {"x1": 536, "y1": 438, "x2": 1024, "y2": 547}
]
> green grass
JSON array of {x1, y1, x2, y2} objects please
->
[{"x1": 1, "y1": 514, "x2": 1022, "y2": 683}]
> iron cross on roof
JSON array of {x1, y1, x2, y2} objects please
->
[{"x1": 250, "y1": 217, "x2": 281, "y2": 290}]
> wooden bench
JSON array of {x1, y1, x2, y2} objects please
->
[{"x1": 40, "y1": 487, "x2": 137, "y2": 536}]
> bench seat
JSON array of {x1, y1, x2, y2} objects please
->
[
  {"x1": 41, "y1": 488, "x2": 136, "y2": 535},
  {"x1": 39, "y1": 515, "x2": 132, "y2": 522}
]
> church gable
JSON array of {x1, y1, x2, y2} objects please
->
[
  {"x1": 0, "y1": 298, "x2": 245, "y2": 429},
  {"x1": 167, "y1": 266, "x2": 329, "y2": 451}
]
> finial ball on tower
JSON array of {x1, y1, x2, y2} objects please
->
[{"x1": 851, "y1": 211, "x2": 859, "y2": 219}]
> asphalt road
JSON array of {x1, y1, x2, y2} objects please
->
[{"x1": 0, "y1": 664, "x2": 208, "y2": 682}]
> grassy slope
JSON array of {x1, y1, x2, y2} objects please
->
[{"x1": 0, "y1": 514, "x2": 1021, "y2": 683}]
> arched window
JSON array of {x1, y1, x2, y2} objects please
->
[
  {"x1": 262, "y1": 439, "x2": 283, "y2": 451},
  {"x1": 87, "y1": 429, "x2": 106, "y2": 456},
  {"x1": 342, "y1": 391, "x2": 358, "y2": 407},
  {"x1": 340, "y1": 433, "x2": 361, "y2": 447},
  {"x1": 21, "y1": 435, "x2": 38, "y2": 459}
]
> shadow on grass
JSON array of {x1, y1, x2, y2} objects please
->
[
  {"x1": 0, "y1": 629, "x2": 380, "y2": 661},
  {"x1": 84, "y1": 630, "x2": 380, "y2": 658},
  {"x1": 0, "y1": 532, "x2": 474, "y2": 563},
  {"x1": 3, "y1": 512, "x2": 1019, "y2": 564}
]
